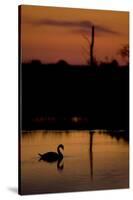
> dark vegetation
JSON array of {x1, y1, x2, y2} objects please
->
[{"x1": 20, "y1": 60, "x2": 129, "y2": 130}]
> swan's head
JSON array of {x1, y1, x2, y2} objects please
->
[{"x1": 58, "y1": 144, "x2": 64, "y2": 150}]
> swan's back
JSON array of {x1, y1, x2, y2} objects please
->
[{"x1": 39, "y1": 152, "x2": 59, "y2": 162}]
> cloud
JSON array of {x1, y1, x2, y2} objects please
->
[{"x1": 25, "y1": 18, "x2": 120, "y2": 35}]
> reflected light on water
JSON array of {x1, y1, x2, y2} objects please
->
[{"x1": 20, "y1": 130, "x2": 129, "y2": 194}]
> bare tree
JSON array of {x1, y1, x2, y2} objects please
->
[
  {"x1": 81, "y1": 32, "x2": 90, "y2": 64},
  {"x1": 81, "y1": 26, "x2": 95, "y2": 66}
]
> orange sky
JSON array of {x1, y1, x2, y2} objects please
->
[{"x1": 20, "y1": 5, "x2": 129, "y2": 65}]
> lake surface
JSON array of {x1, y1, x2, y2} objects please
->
[{"x1": 20, "y1": 130, "x2": 129, "y2": 195}]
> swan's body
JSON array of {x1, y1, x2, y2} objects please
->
[{"x1": 38, "y1": 144, "x2": 64, "y2": 162}]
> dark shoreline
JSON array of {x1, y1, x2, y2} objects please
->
[
  {"x1": 21, "y1": 129, "x2": 129, "y2": 143},
  {"x1": 20, "y1": 62, "x2": 129, "y2": 131}
]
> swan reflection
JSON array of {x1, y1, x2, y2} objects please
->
[{"x1": 57, "y1": 159, "x2": 64, "y2": 171}]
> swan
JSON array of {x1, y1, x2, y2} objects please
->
[{"x1": 38, "y1": 144, "x2": 64, "y2": 162}]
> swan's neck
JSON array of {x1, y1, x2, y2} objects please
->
[{"x1": 57, "y1": 146, "x2": 63, "y2": 157}]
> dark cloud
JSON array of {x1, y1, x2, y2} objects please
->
[
  {"x1": 25, "y1": 18, "x2": 120, "y2": 35},
  {"x1": 36, "y1": 19, "x2": 93, "y2": 28}
]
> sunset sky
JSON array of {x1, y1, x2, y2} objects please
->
[{"x1": 20, "y1": 5, "x2": 129, "y2": 65}]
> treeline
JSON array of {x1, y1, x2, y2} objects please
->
[{"x1": 20, "y1": 60, "x2": 129, "y2": 130}]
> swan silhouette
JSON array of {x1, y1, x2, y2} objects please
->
[{"x1": 38, "y1": 144, "x2": 64, "y2": 162}]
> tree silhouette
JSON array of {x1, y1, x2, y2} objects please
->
[{"x1": 119, "y1": 44, "x2": 129, "y2": 64}]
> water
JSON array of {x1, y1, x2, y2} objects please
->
[{"x1": 20, "y1": 130, "x2": 129, "y2": 195}]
